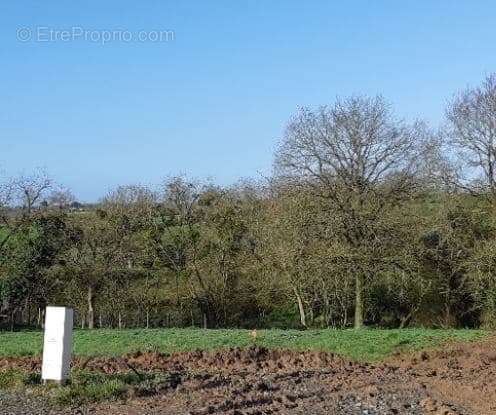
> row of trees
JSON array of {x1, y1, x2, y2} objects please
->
[{"x1": 2, "y1": 74, "x2": 496, "y2": 330}]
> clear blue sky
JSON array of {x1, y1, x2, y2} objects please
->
[{"x1": 1, "y1": 1, "x2": 495, "y2": 201}]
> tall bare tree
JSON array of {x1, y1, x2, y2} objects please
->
[
  {"x1": 275, "y1": 96, "x2": 427, "y2": 328},
  {"x1": 447, "y1": 74, "x2": 496, "y2": 194}
]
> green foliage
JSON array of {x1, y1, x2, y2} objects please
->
[
  {"x1": 0, "y1": 369, "x2": 27, "y2": 389},
  {"x1": 263, "y1": 305, "x2": 301, "y2": 329},
  {"x1": 0, "y1": 211, "x2": 69, "y2": 327},
  {"x1": 3, "y1": 178, "x2": 496, "y2": 331}
]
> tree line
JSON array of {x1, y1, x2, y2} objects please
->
[{"x1": 2, "y1": 74, "x2": 496, "y2": 330}]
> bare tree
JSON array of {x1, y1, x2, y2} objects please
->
[
  {"x1": 447, "y1": 74, "x2": 496, "y2": 195},
  {"x1": 0, "y1": 169, "x2": 53, "y2": 253},
  {"x1": 48, "y1": 187, "x2": 76, "y2": 209},
  {"x1": 275, "y1": 96, "x2": 427, "y2": 328},
  {"x1": 102, "y1": 184, "x2": 158, "y2": 231},
  {"x1": 13, "y1": 169, "x2": 52, "y2": 214}
]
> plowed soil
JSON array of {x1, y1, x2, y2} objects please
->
[{"x1": 1, "y1": 338, "x2": 495, "y2": 414}]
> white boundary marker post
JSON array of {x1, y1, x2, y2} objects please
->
[{"x1": 41, "y1": 306, "x2": 73, "y2": 384}]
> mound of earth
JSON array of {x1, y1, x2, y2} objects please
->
[
  {"x1": 1, "y1": 338, "x2": 495, "y2": 414},
  {"x1": 394, "y1": 338, "x2": 496, "y2": 414}
]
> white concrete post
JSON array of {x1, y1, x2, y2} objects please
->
[{"x1": 41, "y1": 306, "x2": 73, "y2": 383}]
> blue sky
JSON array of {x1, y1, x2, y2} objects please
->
[{"x1": 1, "y1": 1, "x2": 495, "y2": 201}]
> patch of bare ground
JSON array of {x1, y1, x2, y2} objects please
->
[{"x1": 393, "y1": 336, "x2": 496, "y2": 414}]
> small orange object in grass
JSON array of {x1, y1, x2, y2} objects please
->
[{"x1": 250, "y1": 328, "x2": 257, "y2": 341}]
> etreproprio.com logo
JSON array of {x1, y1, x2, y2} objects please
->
[{"x1": 16, "y1": 26, "x2": 175, "y2": 45}]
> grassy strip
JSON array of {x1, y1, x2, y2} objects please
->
[
  {"x1": 0, "y1": 368, "x2": 181, "y2": 405},
  {"x1": 0, "y1": 328, "x2": 490, "y2": 361}
]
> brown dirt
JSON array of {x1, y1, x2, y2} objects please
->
[
  {"x1": 1, "y1": 338, "x2": 495, "y2": 414},
  {"x1": 393, "y1": 337, "x2": 496, "y2": 414}
]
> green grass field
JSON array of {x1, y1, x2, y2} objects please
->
[{"x1": 0, "y1": 328, "x2": 490, "y2": 361}]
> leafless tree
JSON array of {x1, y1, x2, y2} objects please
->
[
  {"x1": 48, "y1": 187, "x2": 76, "y2": 209},
  {"x1": 447, "y1": 74, "x2": 496, "y2": 195},
  {"x1": 275, "y1": 96, "x2": 426, "y2": 197},
  {"x1": 13, "y1": 169, "x2": 52, "y2": 214},
  {"x1": 275, "y1": 95, "x2": 429, "y2": 328},
  {"x1": 0, "y1": 169, "x2": 53, "y2": 253},
  {"x1": 102, "y1": 184, "x2": 158, "y2": 230}
]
